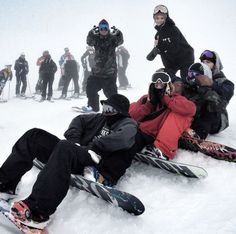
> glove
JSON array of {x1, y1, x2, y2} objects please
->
[
  {"x1": 92, "y1": 25, "x2": 99, "y2": 35},
  {"x1": 146, "y1": 47, "x2": 160, "y2": 61},
  {"x1": 88, "y1": 150, "x2": 101, "y2": 164},
  {"x1": 148, "y1": 83, "x2": 165, "y2": 105},
  {"x1": 111, "y1": 26, "x2": 120, "y2": 35}
]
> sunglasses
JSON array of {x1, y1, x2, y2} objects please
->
[
  {"x1": 99, "y1": 24, "x2": 109, "y2": 31},
  {"x1": 152, "y1": 72, "x2": 171, "y2": 84},
  {"x1": 200, "y1": 50, "x2": 215, "y2": 60},
  {"x1": 153, "y1": 5, "x2": 168, "y2": 15}
]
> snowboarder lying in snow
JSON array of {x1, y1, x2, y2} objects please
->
[
  {"x1": 0, "y1": 94, "x2": 138, "y2": 229},
  {"x1": 129, "y1": 71, "x2": 196, "y2": 160},
  {"x1": 182, "y1": 51, "x2": 234, "y2": 140}
]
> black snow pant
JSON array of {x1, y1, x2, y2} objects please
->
[
  {"x1": 86, "y1": 74, "x2": 117, "y2": 112},
  {"x1": 82, "y1": 69, "x2": 90, "y2": 92},
  {"x1": 62, "y1": 73, "x2": 79, "y2": 96},
  {"x1": 0, "y1": 128, "x2": 96, "y2": 216},
  {"x1": 117, "y1": 66, "x2": 129, "y2": 87},
  {"x1": 41, "y1": 73, "x2": 54, "y2": 99},
  {"x1": 16, "y1": 74, "x2": 27, "y2": 95}
]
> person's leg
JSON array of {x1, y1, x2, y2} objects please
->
[
  {"x1": 47, "y1": 75, "x2": 54, "y2": 99},
  {"x1": 0, "y1": 128, "x2": 60, "y2": 191},
  {"x1": 41, "y1": 75, "x2": 47, "y2": 99},
  {"x1": 102, "y1": 76, "x2": 117, "y2": 98},
  {"x1": 15, "y1": 75, "x2": 21, "y2": 95},
  {"x1": 61, "y1": 74, "x2": 71, "y2": 96},
  {"x1": 21, "y1": 74, "x2": 27, "y2": 95},
  {"x1": 24, "y1": 140, "x2": 96, "y2": 216},
  {"x1": 154, "y1": 112, "x2": 193, "y2": 159},
  {"x1": 118, "y1": 67, "x2": 129, "y2": 87},
  {"x1": 82, "y1": 70, "x2": 89, "y2": 93},
  {"x1": 86, "y1": 75, "x2": 101, "y2": 111},
  {"x1": 72, "y1": 75, "x2": 80, "y2": 94}
]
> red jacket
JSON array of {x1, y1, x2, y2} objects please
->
[{"x1": 129, "y1": 94, "x2": 196, "y2": 159}]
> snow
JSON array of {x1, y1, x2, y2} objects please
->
[{"x1": 0, "y1": 0, "x2": 236, "y2": 233}]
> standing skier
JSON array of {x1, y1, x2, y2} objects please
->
[
  {"x1": 80, "y1": 46, "x2": 95, "y2": 95},
  {"x1": 14, "y1": 53, "x2": 29, "y2": 97},
  {"x1": 146, "y1": 5, "x2": 194, "y2": 79},
  {"x1": 0, "y1": 94, "x2": 137, "y2": 229},
  {"x1": 116, "y1": 46, "x2": 130, "y2": 90},
  {"x1": 83, "y1": 19, "x2": 123, "y2": 112},
  {"x1": 39, "y1": 52, "x2": 57, "y2": 101},
  {"x1": 0, "y1": 65, "x2": 12, "y2": 99}
]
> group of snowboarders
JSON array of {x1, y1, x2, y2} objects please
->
[{"x1": 0, "y1": 4, "x2": 235, "y2": 232}]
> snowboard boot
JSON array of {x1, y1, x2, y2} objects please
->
[{"x1": 11, "y1": 201, "x2": 50, "y2": 229}]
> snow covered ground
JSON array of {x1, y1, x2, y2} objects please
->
[{"x1": 0, "y1": 0, "x2": 236, "y2": 233}]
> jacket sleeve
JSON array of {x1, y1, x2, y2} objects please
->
[
  {"x1": 163, "y1": 94, "x2": 196, "y2": 117},
  {"x1": 87, "y1": 29, "x2": 99, "y2": 46},
  {"x1": 91, "y1": 119, "x2": 137, "y2": 153},
  {"x1": 64, "y1": 115, "x2": 86, "y2": 144},
  {"x1": 212, "y1": 79, "x2": 234, "y2": 102},
  {"x1": 129, "y1": 95, "x2": 155, "y2": 121},
  {"x1": 114, "y1": 30, "x2": 124, "y2": 47}
]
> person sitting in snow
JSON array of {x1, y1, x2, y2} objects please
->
[
  {"x1": 129, "y1": 71, "x2": 196, "y2": 160},
  {"x1": 0, "y1": 94, "x2": 137, "y2": 230},
  {"x1": 181, "y1": 53, "x2": 234, "y2": 140}
]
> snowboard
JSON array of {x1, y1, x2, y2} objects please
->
[
  {"x1": 33, "y1": 159, "x2": 144, "y2": 216},
  {"x1": 135, "y1": 152, "x2": 208, "y2": 179},
  {"x1": 179, "y1": 135, "x2": 236, "y2": 162},
  {"x1": 0, "y1": 199, "x2": 46, "y2": 234}
]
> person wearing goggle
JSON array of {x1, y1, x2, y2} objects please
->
[
  {"x1": 83, "y1": 19, "x2": 124, "y2": 113},
  {"x1": 146, "y1": 4, "x2": 194, "y2": 80},
  {"x1": 181, "y1": 50, "x2": 235, "y2": 140},
  {"x1": 129, "y1": 71, "x2": 196, "y2": 161}
]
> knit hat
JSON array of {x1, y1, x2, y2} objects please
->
[
  {"x1": 100, "y1": 94, "x2": 130, "y2": 116},
  {"x1": 199, "y1": 50, "x2": 216, "y2": 65},
  {"x1": 99, "y1": 19, "x2": 109, "y2": 30}
]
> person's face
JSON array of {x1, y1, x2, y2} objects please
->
[
  {"x1": 154, "y1": 81, "x2": 165, "y2": 89},
  {"x1": 154, "y1": 14, "x2": 166, "y2": 26},
  {"x1": 201, "y1": 59, "x2": 214, "y2": 70},
  {"x1": 99, "y1": 28, "x2": 109, "y2": 36}
]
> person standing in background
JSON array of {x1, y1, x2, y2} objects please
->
[{"x1": 14, "y1": 53, "x2": 29, "y2": 98}]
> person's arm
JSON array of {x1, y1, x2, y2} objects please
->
[
  {"x1": 87, "y1": 27, "x2": 99, "y2": 46},
  {"x1": 91, "y1": 118, "x2": 137, "y2": 154}
]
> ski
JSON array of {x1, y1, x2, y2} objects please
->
[
  {"x1": 135, "y1": 152, "x2": 208, "y2": 179},
  {"x1": 179, "y1": 135, "x2": 236, "y2": 162},
  {"x1": 0, "y1": 199, "x2": 46, "y2": 234},
  {"x1": 33, "y1": 159, "x2": 144, "y2": 216}
]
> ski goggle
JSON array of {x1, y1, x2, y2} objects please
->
[
  {"x1": 99, "y1": 24, "x2": 109, "y2": 31},
  {"x1": 153, "y1": 5, "x2": 168, "y2": 15},
  {"x1": 102, "y1": 104, "x2": 118, "y2": 116},
  {"x1": 151, "y1": 72, "x2": 171, "y2": 84},
  {"x1": 186, "y1": 70, "x2": 201, "y2": 85},
  {"x1": 200, "y1": 50, "x2": 215, "y2": 61}
]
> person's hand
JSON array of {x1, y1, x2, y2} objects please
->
[
  {"x1": 196, "y1": 75, "x2": 213, "y2": 87},
  {"x1": 146, "y1": 47, "x2": 160, "y2": 61},
  {"x1": 88, "y1": 150, "x2": 101, "y2": 164}
]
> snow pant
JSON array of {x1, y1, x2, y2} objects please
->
[
  {"x1": 58, "y1": 75, "x2": 65, "y2": 90},
  {"x1": 117, "y1": 66, "x2": 129, "y2": 87},
  {"x1": 41, "y1": 73, "x2": 54, "y2": 99},
  {"x1": 191, "y1": 111, "x2": 221, "y2": 139},
  {"x1": 62, "y1": 73, "x2": 79, "y2": 96},
  {"x1": 16, "y1": 74, "x2": 27, "y2": 95},
  {"x1": 86, "y1": 75, "x2": 117, "y2": 112},
  {"x1": 0, "y1": 77, "x2": 7, "y2": 96},
  {"x1": 82, "y1": 69, "x2": 90, "y2": 92},
  {"x1": 0, "y1": 128, "x2": 97, "y2": 216},
  {"x1": 35, "y1": 73, "x2": 43, "y2": 93},
  {"x1": 153, "y1": 112, "x2": 193, "y2": 159}
]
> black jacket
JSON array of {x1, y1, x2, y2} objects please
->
[
  {"x1": 39, "y1": 56, "x2": 57, "y2": 75},
  {"x1": 155, "y1": 17, "x2": 194, "y2": 70},
  {"x1": 14, "y1": 57, "x2": 29, "y2": 76},
  {"x1": 64, "y1": 60, "x2": 78, "y2": 77},
  {"x1": 87, "y1": 28, "x2": 123, "y2": 77},
  {"x1": 64, "y1": 113, "x2": 137, "y2": 183}
]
